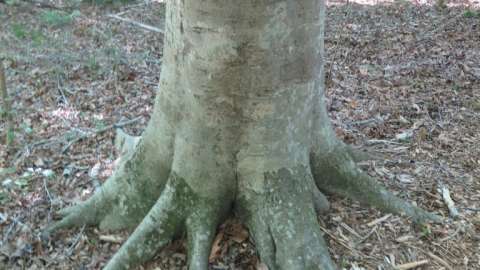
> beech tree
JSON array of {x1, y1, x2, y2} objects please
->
[{"x1": 48, "y1": 0, "x2": 441, "y2": 269}]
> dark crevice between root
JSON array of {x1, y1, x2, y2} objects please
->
[
  {"x1": 267, "y1": 225, "x2": 277, "y2": 267},
  {"x1": 311, "y1": 145, "x2": 442, "y2": 224}
]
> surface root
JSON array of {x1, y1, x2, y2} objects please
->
[
  {"x1": 103, "y1": 177, "x2": 184, "y2": 270},
  {"x1": 240, "y1": 167, "x2": 337, "y2": 270},
  {"x1": 311, "y1": 145, "x2": 442, "y2": 224},
  {"x1": 186, "y1": 213, "x2": 218, "y2": 270}
]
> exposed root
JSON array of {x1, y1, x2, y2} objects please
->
[
  {"x1": 238, "y1": 167, "x2": 337, "y2": 270},
  {"x1": 46, "y1": 191, "x2": 109, "y2": 233},
  {"x1": 102, "y1": 172, "x2": 227, "y2": 270},
  {"x1": 186, "y1": 212, "x2": 218, "y2": 270},
  {"x1": 245, "y1": 210, "x2": 276, "y2": 268},
  {"x1": 311, "y1": 145, "x2": 442, "y2": 224},
  {"x1": 48, "y1": 131, "x2": 174, "y2": 233},
  {"x1": 103, "y1": 176, "x2": 185, "y2": 270}
]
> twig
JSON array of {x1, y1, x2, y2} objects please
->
[
  {"x1": 43, "y1": 177, "x2": 54, "y2": 222},
  {"x1": 99, "y1": 234, "x2": 124, "y2": 243},
  {"x1": 66, "y1": 225, "x2": 85, "y2": 256},
  {"x1": 318, "y1": 225, "x2": 355, "y2": 252},
  {"x1": 426, "y1": 252, "x2": 453, "y2": 270},
  {"x1": 367, "y1": 214, "x2": 392, "y2": 227},
  {"x1": 56, "y1": 74, "x2": 69, "y2": 105},
  {"x1": 107, "y1": 14, "x2": 164, "y2": 34},
  {"x1": 62, "y1": 116, "x2": 142, "y2": 153},
  {"x1": 0, "y1": 60, "x2": 14, "y2": 147},
  {"x1": 340, "y1": 222, "x2": 362, "y2": 238},
  {"x1": 355, "y1": 226, "x2": 377, "y2": 245},
  {"x1": 365, "y1": 139, "x2": 403, "y2": 146},
  {"x1": 439, "y1": 225, "x2": 461, "y2": 242},
  {"x1": 43, "y1": 177, "x2": 53, "y2": 203},
  {"x1": 395, "y1": 259, "x2": 429, "y2": 270}
]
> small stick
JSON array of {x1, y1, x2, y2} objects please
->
[
  {"x1": 66, "y1": 225, "x2": 85, "y2": 256},
  {"x1": 107, "y1": 14, "x2": 164, "y2": 34},
  {"x1": 340, "y1": 222, "x2": 362, "y2": 238},
  {"x1": 318, "y1": 225, "x2": 354, "y2": 251},
  {"x1": 395, "y1": 259, "x2": 429, "y2": 270},
  {"x1": 99, "y1": 234, "x2": 124, "y2": 244},
  {"x1": 0, "y1": 61, "x2": 14, "y2": 147},
  {"x1": 367, "y1": 214, "x2": 392, "y2": 227}
]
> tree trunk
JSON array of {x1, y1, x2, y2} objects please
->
[{"x1": 48, "y1": 1, "x2": 440, "y2": 269}]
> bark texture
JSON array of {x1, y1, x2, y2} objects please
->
[{"x1": 48, "y1": 1, "x2": 440, "y2": 269}]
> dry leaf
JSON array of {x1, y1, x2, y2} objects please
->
[
  {"x1": 229, "y1": 223, "x2": 249, "y2": 243},
  {"x1": 208, "y1": 231, "x2": 224, "y2": 263}
]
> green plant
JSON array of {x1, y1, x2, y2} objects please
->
[
  {"x1": 420, "y1": 223, "x2": 432, "y2": 238},
  {"x1": 40, "y1": 11, "x2": 73, "y2": 27},
  {"x1": 6, "y1": 129, "x2": 15, "y2": 145},
  {"x1": 86, "y1": 56, "x2": 101, "y2": 75},
  {"x1": 11, "y1": 23, "x2": 27, "y2": 39},
  {"x1": 11, "y1": 24, "x2": 45, "y2": 45},
  {"x1": 463, "y1": 9, "x2": 479, "y2": 18},
  {"x1": 0, "y1": 190, "x2": 10, "y2": 204}
]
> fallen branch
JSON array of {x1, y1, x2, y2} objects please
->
[{"x1": 107, "y1": 14, "x2": 164, "y2": 34}]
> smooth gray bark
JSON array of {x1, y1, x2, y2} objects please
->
[{"x1": 48, "y1": 1, "x2": 440, "y2": 269}]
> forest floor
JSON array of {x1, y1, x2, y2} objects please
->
[{"x1": 1, "y1": 0, "x2": 479, "y2": 269}]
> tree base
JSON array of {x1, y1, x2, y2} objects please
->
[{"x1": 47, "y1": 131, "x2": 440, "y2": 270}]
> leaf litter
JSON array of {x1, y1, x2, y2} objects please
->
[{"x1": 0, "y1": 0, "x2": 479, "y2": 269}]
